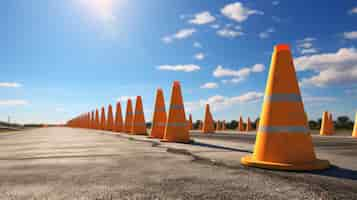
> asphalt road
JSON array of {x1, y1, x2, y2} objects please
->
[{"x1": 0, "y1": 128, "x2": 356, "y2": 200}]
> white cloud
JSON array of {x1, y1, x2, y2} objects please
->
[
  {"x1": 217, "y1": 28, "x2": 243, "y2": 38},
  {"x1": 298, "y1": 37, "x2": 316, "y2": 43},
  {"x1": 200, "y1": 82, "x2": 218, "y2": 89},
  {"x1": 162, "y1": 28, "x2": 197, "y2": 43},
  {"x1": 221, "y1": 2, "x2": 263, "y2": 23},
  {"x1": 348, "y1": 7, "x2": 357, "y2": 14},
  {"x1": 295, "y1": 48, "x2": 357, "y2": 87},
  {"x1": 213, "y1": 64, "x2": 265, "y2": 83},
  {"x1": 117, "y1": 96, "x2": 136, "y2": 102},
  {"x1": 211, "y1": 24, "x2": 220, "y2": 29},
  {"x1": 344, "y1": 31, "x2": 357, "y2": 40},
  {"x1": 189, "y1": 11, "x2": 216, "y2": 25},
  {"x1": 194, "y1": 53, "x2": 205, "y2": 60},
  {"x1": 157, "y1": 64, "x2": 201, "y2": 72},
  {"x1": 186, "y1": 92, "x2": 263, "y2": 112},
  {"x1": 259, "y1": 27, "x2": 275, "y2": 39},
  {"x1": 193, "y1": 42, "x2": 202, "y2": 48},
  {"x1": 296, "y1": 37, "x2": 318, "y2": 55},
  {"x1": 272, "y1": 1, "x2": 280, "y2": 6},
  {"x1": 302, "y1": 95, "x2": 337, "y2": 103},
  {"x1": 0, "y1": 100, "x2": 28, "y2": 106},
  {"x1": 0, "y1": 82, "x2": 22, "y2": 88},
  {"x1": 300, "y1": 48, "x2": 318, "y2": 54}
]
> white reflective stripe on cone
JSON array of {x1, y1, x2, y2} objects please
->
[
  {"x1": 258, "y1": 125, "x2": 309, "y2": 134},
  {"x1": 264, "y1": 94, "x2": 302, "y2": 102}
]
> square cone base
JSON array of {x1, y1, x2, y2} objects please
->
[
  {"x1": 241, "y1": 155, "x2": 330, "y2": 171},
  {"x1": 160, "y1": 139, "x2": 194, "y2": 144}
]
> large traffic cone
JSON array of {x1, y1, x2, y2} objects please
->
[
  {"x1": 95, "y1": 109, "x2": 100, "y2": 129},
  {"x1": 150, "y1": 89, "x2": 167, "y2": 139},
  {"x1": 328, "y1": 113, "x2": 335, "y2": 135},
  {"x1": 100, "y1": 107, "x2": 106, "y2": 130},
  {"x1": 131, "y1": 96, "x2": 147, "y2": 135},
  {"x1": 246, "y1": 117, "x2": 253, "y2": 132},
  {"x1": 320, "y1": 111, "x2": 329, "y2": 136},
  {"x1": 124, "y1": 99, "x2": 133, "y2": 133},
  {"x1": 238, "y1": 116, "x2": 244, "y2": 132},
  {"x1": 162, "y1": 81, "x2": 190, "y2": 143},
  {"x1": 114, "y1": 102, "x2": 123, "y2": 132},
  {"x1": 106, "y1": 104, "x2": 114, "y2": 131},
  {"x1": 353, "y1": 112, "x2": 357, "y2": 137},
  {"x1": 203, "y1": 104, "x2": 215, "y2": 133},
  {"x1": 241, "y1": 44, "x2": 329, "y2": 171}
]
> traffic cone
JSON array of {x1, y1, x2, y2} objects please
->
[
  {"x1": 131, "y1": 96, "x2": 147, "y2": 135},
  {"x1": 95, "y1": 109, "x2": 100, "y2": 130},
  {"x1": 246, "y1": 117, "x2": 252, "y2": 132},
  {"x1": 353, "y1": 112, "x2": 357, "y2": 137},
  {"x1": 222, "y1": 120, "x2": 226, "y2": 131},
  {"x1": 188, "y1": 114, "x2": 193, "y2": 130},
  {"x1": 203, "y1": 104, "x2": 215, "y2": 133},
  {"x1": 198, "y1": 121, "x2": 203, "y2": 130},
  {"x1": 90, "y1": 111, "x2": 95, "y2": 129},
  {"x1": 114, "y1": 102, "x2": 123, "y2": 132},
  {"x1": 106, "y1": 104, "x2": 114, "y2": 131},
  {"x1": 320, "y1": 111, "x2": 329, "y2": 136},
  {"x1": 238, "y1": 116, "x2": 244, "y2": 132},
  {"x1": 241, "y1": 44, "x2": 330, "y2": 171},
  {"x1": 100, "y1": 107, "x2": 106, "y2": 130},
  {"x1": 150, "y1": 89, "x2": 167, "y2": 139},
  {"x1": 124, "y1": 99, "x2": 133, "y2": 133},
  {"x1": 328, "y1": 113, "x2": 335, "y2": 135},
  {"x1": 216, "y1": 121, "x2": 221, "y2": 131},
  {"x1": 162, "y1": 81, "x2": 190, "y2": 143}
]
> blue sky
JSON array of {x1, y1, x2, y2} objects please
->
[{"x1": 1, "y1": 0, "x2": 357, "y2": 124}]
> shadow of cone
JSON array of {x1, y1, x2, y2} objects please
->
[
  {"x1": 353, "y1": 113, "x2": 357, "y2": 138},
  {"x1": 320, "y1": 111, "x2": 329, "y2": 136},
  {"x1": 114, "y1": 102, "x2": 123, "y2": 133},
  {"x1": 106, "y1": 104, "x2": 114, "y2": 131},
  {"x1": 95, "y1": 109, "x2": 100, "y2": 130},
  {"x1": 100, "y1": 107, "x2": 106, "y2": 130},
  {"x1": 241, "y1": 44, "x2": 330, "y2": 171},
  {"x1": 162, "y1": 81, "x2": 190, "y2": 143},
  {"x1": 150, "y1": 89, "x2": 167, "y2": 139},
  {"x1": 124, "y1": 99, "x2": 133, "y2": 134},
  {"x1": 131, "y1": 96, "x2": 147, "y2": 135},
  {"x1": 203, "y1": 104, "x2": 215, "y2": 134},
  {"x1": 246, "y1": 117, "x2": 252, "y2": 132}
]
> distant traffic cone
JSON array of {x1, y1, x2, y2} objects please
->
[
  {"x1": 238, "y1": 116, "x2": 244, "y2": 132},
  {"x1": 100, "y1": 107, "x2": 106, "y2": 130},
  {"x1": 188, "y1": 114, "x2": 193, "y2": 130},
  {"x1": 198, "y1": 121, "x2": 203, "y2": 130},
  {"x1": 222, "y1": 120, "x2": 226, "y2": 131},
  {"x1": 95, "y1": 109, "x2": 100, "y2": 130},
  {"x1": 241, "y1": 44, "x2": 329, "y2": 171},
  {"x1": 246, "y1": 117, "x2": 252, "y2": 132},
  {"x1": 90, "y1": 111, "x2": 95, "y2": 129},
  {"x1": 328, "y1": 113, "x2": 335, "y2": 135},
  {"x1": 131, "y1": 96, "x2": 147, "y2": 135},
  {"x1": 114, "y1": 102, "x2": 123, "y2": 132},
  {"x1": 320, "y1": 111, "x2": 329, "y2": 136},
  {"x1": 162, "y1": 81, "x2": 190, "y2": 143},
  {"x1": 216, "y1": 121, "x2": 221, "y2": 131},
  {"x1": 124, "y1": 99, "x2": 133, "y2": 133},
  {"x1": 106, "y1": 104, "x2": 114, "y2": 131},
  {"x1": 150, "y1": 89, "x2": 166, "y2": 139},
  {"x1": 353, "y1": 113, "x2": 357, "y2": 137},
  {"x1": 203, "y1": 104, "x2": 215, "y2": 133}
]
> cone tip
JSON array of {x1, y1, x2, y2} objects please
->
[
  {"x1": 275, "y1": 44, "x2": 290, "y2": 52},
  {"x1": 173, "y1": 81, "x2": 181, "y2": 86}
]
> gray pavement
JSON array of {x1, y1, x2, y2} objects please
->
[{"x1": 0, "y1": 127, "x2": 357, "y2": 199}]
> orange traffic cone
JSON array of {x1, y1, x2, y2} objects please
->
[
  {"x1": 222, "y1": 120, "x2": 226, "y2": 131},
  {"x1": 241, "y1": 44, "x2": 329, "y2": 171},
  {"x1": 131, "y1": 96, "x2": 147, "y2": 135},
  {"x1": 95, "y1": 109, "x2": 100, "y2": 130},
  {"x1": 203, "y1": 104, "x2": 215, "y2": 133},
  {"x1": 100, "y1": 107, "x2": 106, "y2": 130},
  {"x1": 106, "y1": 104, "x2": 114, "y2": 131},
  {"x1": 90, "y1": 111, "x2": 95, "y2": 129},
  {"x1": 162, "y1": 81, "x2": 190, "y2": 143},
  {"x1": 114, "y1": 102, "x2": 123, "y2": 132},
  {"x1": 198, "y1": 121, "x2": 203, "y2": 130},
  {"x1": 320, "y1": 111, "x2": 329, "y2": 136},
  {"x1": 216, "y1": 121, "x2": 220, "y2": 131},
  {"x1": 150, "y1": 89, "x2": 167, "y2": 139},
  {"x1": 124, "y1": 99, "x2": 133, "y2": 133},
  {"x1": 238, "y1": 116, "x2": 244, "y2": 132},
  {"x1": 246, "y1": 117, "x2": 253, "y2": 132},
  {"x1": 328, "y1": 113, "x2": 335, "y2": 135},
  {"x1": 353, "y1": 112, "x2": 357, "y2": 138},
  {"x1": 188, "y1": 114, "x2": 193, "y2": 130}
]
